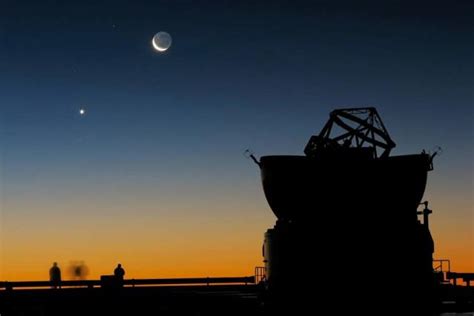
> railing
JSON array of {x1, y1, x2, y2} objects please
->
[
  {"x1": 255, "y1": 267, "x2": 266, "y2": 284},
  {"x1": 433, "y1": 259, "x2": 451, "y2": 273},
  {"x1": 0, "y1": 276, "x2": 256, "y2": 291},
  {"x1": 433, "y1": 259, "x2": 451, "y2": 284}
]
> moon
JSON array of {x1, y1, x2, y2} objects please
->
[
  {"x1": 79, "y1": 108, "x2": 86, "y2": 116},
  {"x1": 152, "y1": 32, "x2": 172, "y2": 52}
]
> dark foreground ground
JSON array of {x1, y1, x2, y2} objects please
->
[
  {"x1": 0, "y1": 285, "x2": 263, "y2": 316},
  {"x1": 1, "y1": 284, "x2": 473, "y2": 316}
]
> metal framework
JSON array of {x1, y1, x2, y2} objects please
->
[{"x1": 304, "y1": 107, "x2": 396, "y2": 158}]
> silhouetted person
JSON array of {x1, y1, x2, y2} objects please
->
[
  {"x1": 49, "y1": 262, "x2": 61, "y2": 289},
  {"x1": 114, "y1": 263, "x2": 125, "y2": 281},
  {"x1": 74, "y1": 265, "x2": 82, "y2": 279},
  {"x1": 70, "y1": 261, "x2": 89, "y2": 280}
]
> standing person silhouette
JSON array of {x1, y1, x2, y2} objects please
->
[
  {"x1": 114, "y1": 263, "x2": 125, "y2": 281},
  {"x1": 49, "y1": 262, "x2": 61, "y2": 289}
]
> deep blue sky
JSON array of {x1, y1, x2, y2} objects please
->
[
  {"x1": 2, "y1": 1, "x2": 472, "y2": 166},
  {"x1": 0, "y1": 0, "x2": 473, "y2": 278}
]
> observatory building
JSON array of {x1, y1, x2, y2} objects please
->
[{"x1": 253, "y1": 108, "x2": 437, "y2": 314}]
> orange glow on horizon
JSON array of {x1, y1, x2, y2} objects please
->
[{"x1": 1, "y1": 193, "x2": 472, "y2": 281}]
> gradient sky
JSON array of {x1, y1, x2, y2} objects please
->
[{"x1": 1, "y1": 0, "x2": 472, "y2": 280}]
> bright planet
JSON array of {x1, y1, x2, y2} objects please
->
[{"x1": 152, "y1": 31, "x2": 172, "y2": 52}]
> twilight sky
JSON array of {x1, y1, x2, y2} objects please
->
[{"x1": 0, "y1": 0, "x2": 472, "y2": 280}]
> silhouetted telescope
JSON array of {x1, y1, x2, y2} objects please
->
[
  {"x1": 257, "y1": 108, "x2": 434, "y2": 222},
  {"x1": 251, "y1": 107, "x2": 438, "y2": 314}
]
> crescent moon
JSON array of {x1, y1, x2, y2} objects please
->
[{"x1": 152, "y1": 37, "x2": 167, "y2": 52}]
